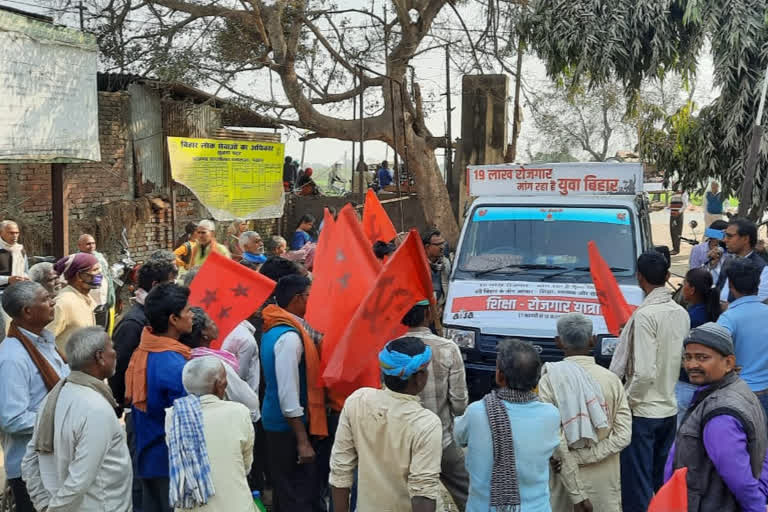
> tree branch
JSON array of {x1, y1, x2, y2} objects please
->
[{"x1": 301, "y1": 15, "x2": 357, "y2": 74}]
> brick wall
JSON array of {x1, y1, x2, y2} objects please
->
[
  {"x1": 0, "y1": 90, "x2": 379, "y2": 265},
  {"x1": 68, "y1": 92, "x2": 134, "y2": 219},
  {"x1": 0, "y1": 91, "x2": 180, "y2": 262}
]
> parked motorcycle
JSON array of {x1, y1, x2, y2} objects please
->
[
  {"x1": 110, "y1": 228, "x2": 137, "y2": 317},
  {"x1": 679, "y1": 219, "x2": 700, "y2": 247},
  {"x1": 670, "y1": 220, "x2": 703, "y2": 306}
]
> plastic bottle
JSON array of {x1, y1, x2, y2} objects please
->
[{"x1": 252, "y1": 490, "x2": 267, "y2": 512}]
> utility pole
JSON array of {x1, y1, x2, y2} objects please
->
[
  {"x1": 357, "y1": 67, "x2": 366, "y2": 197},
  {"x1": 352, "y1": 85, "x2": 357, "y2": 191},
  {"x1": 78, "y1": 1, "x2": 84, "y2": 30},
  {"x1": 383, "y1": 4, "x2": 389, "y2": 164},
  {"x1": 508, "y1": 0, "x2": 528, "y2": 162},
  {"x1": 445, "y1": 44, "x2": 453, "y2": 191},
  {"x1": 300, "y1": 39, "x2": 319, "y2": 169},
  {"x1": 509, "y1": 36, "x2": 524, "y2": 162}
]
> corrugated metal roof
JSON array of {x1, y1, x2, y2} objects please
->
[{"x1": 97, "y1": 72, "x2": 281, "y2": 129}]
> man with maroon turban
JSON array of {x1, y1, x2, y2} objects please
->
[{"x1": 48, "y1": 253, "x2": 102, "y2": 354}]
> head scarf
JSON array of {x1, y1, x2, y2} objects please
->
[
  {"x1": 378, "y1": 343, "x2": 432, "y2": 380},
  {"x1": 54, "y1": 253, "x2": 98, "y2": 281}
]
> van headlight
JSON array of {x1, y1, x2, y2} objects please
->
[{"x1": 444, "y1": 328, "x2": 476, "y2": 349}]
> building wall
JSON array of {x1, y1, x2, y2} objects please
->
[
  {"x1": 0, "y1": 91, "x2": 184, "y2": 261},
  {"x1": 0, "y1": 89, "x2": 426, "y2": 265}
]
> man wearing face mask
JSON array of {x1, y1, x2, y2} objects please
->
[
  {"x1": 22, "y1": 327, "x2": 133, "y2": 511},
  {"x1": 49, "y1": 253, "x2": 101, "y2": 354},
  {"x1": 664, "y1": 323, "x2": 768, "y2": 510},
  {"x1": 78, "y1": 234, "x2": 115, "y2": 331}
]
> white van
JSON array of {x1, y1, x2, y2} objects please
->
[{"x1": 443, "y1": 163, "x2": 653, "y2": 399}]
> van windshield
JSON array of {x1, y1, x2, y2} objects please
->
[{"x1": 455, "y1": 206, "x2": 636, "y2": 281}]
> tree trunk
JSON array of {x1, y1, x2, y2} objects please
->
[{"x1": 406, "y1": 135, "x2": 461, "y2": 244}]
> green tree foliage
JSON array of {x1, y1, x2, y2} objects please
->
[{"x1": 524, "y1": 0, "x2": 768, "y2": 216}]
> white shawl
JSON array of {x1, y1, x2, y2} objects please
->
[{"x1": 543, "y1": 360, "x2": 609, "y2": 448}]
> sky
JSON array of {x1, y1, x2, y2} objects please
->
[{"x1": 2, "y1": 0, "x2": 719, "y2": 171}]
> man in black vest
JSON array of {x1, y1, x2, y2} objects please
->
[
  {"x1": 0, "y1": 220, "x2": 29, "y2": 332},
  {"x1": 666, "y1": 322, "x2": 768, "y2": 510},
  {"x1": 0, "y1": 220, "x2": 28, "y2": 291},
  {"x1": 717, "y1": 217, "x2": 768, "y2": 304}
]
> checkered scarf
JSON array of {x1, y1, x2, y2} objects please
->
[
  {"x1": 483, "y1": 388, "x2": 538, "y2": 512},
  {"x1": 167, "y1": 395, "x2": 216, "y2": 508}
]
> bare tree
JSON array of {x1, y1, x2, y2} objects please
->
[
  {"x1": 527, "y1": 82, "x2": 634, "y2": 162},
  {"x1": 59, "y1": 0, "x2": 475, "y2": 240}
]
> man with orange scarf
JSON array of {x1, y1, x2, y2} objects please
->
[
  {"x1": 261, "y1": 274, "x2": 328, "y2": 512},
  {"x1": 125, "y1": 283, "x2": 194, "y2": 512}
]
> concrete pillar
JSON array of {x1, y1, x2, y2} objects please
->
[{"x1": 455, "y1": 74, "x2": 509, "y2": 223}]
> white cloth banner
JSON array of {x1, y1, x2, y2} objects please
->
[{"x1": 0, "y1": 11, "x2": 100, "y2": 162}]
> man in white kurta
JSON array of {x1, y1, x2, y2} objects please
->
[
  {"x1": 22, "y1": 327, "x2": 132, "y2": 512},
  {"x1": 539, "y1": 313, "x2": 632, "y2": 512},
  {"x1": 165, "y1": 357, "x2": 254, "y2": 512}
]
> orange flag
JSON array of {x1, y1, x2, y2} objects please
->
[
  {"x1": 305, "y1": 205, "x2": 382, "y2": 333},
  {"x1": 588, "y1": 240, "x2": 635, "y2": 336},
  {"x1": 648, "y1": 467, "x2": 688, "y2": 512},
  {"x1": 188, "y1": 251, "x2": 275, "y2": 348},
  {"x1": 322, "y1": 230, "x2": 433, "y2": 390},
  {"x1": 304, "y1": 207, "x2": 340, "y2": 334},
  {"x1": 363, "y1": 188, "x2": 398, "y2": 244},
  {"x1": 304, "y1": 205, "x2": 383, "y2": 404}
]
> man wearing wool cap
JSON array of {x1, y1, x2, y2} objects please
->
[{"x1": 664, "y1": 322, "x2": 768, "y2": 509}]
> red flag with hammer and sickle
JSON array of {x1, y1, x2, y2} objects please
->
[
  {"x1": 306, "y1": 205, "x2": 382, "y2": 335},
  {"x1": 363, "y1": 188, "x2": 398, "y2": 244},
  {"x1": 187, "y1": 250, "x2": 275, "y2": 348},
  {"x1": 305, "y1": 204, "x2": 383, "y2": 406},
  {"x1": 322, "y1": 230, "x2": 432, "y2": 390}
]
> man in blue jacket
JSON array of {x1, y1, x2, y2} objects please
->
[
  {"x1": 109, "y1": 259, "x2": 177, "y2": 512},
  {"x1": 125, "y1": 283, "x2": 194, "y2": 512},
  {"x1": 717, "y1": 259, "x2": 768, "y2": 419}
]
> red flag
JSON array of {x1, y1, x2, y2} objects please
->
[
  {"x1": 322, "y1": 230, "x2": 433, "y2": 389},
  {"x1": 588, "y1": 241, "x2": 635, "y2": 336},
  {"x1": 648, "y1": 468, "x2": 688, "y2": 512},
  {"x1": 306, "y1": 205, "x2": 381, "y2": 333},
  {"x1": 188, "y1": 251, "x2": 275, "y2": 348},
  {"x1": 304, "y1": 205, "x2": 384, "y2": 403},
  {"x1": 304, "y1": 207, "x2": 339, "y2": 334},
  {"x1": 363, "y1": 188, "x2": 397, "y2": 244}
]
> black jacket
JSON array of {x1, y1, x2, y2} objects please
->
[{"x1": 108, "y1": 302, "x2": 147, "y2": 408}]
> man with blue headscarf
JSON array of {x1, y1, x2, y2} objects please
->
[{"x1": 329, "y1": 337, "x2": 442, "y2": 512}]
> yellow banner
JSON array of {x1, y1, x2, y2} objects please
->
[{"x1": 167, "y1": 136, "x2": 285, "y2": 220}]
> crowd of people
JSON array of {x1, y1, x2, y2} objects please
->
[{"x1": 2, "y1": 203, "x2": 768, "y2": 512}]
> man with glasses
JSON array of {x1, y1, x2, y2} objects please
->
[
  {"x1": 717, "y1": 217, "x2": 768, "y2": 304},
  {"x1": 422, "y1": 229, "x2": 451, "y2": 334},
  {"x1": 260, "y1": 275, "x2": 328, "y2": 511}
]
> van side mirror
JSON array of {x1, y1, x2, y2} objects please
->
[{"x1": 654, "y1": 245, "x2": 671, "y2": 265}]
